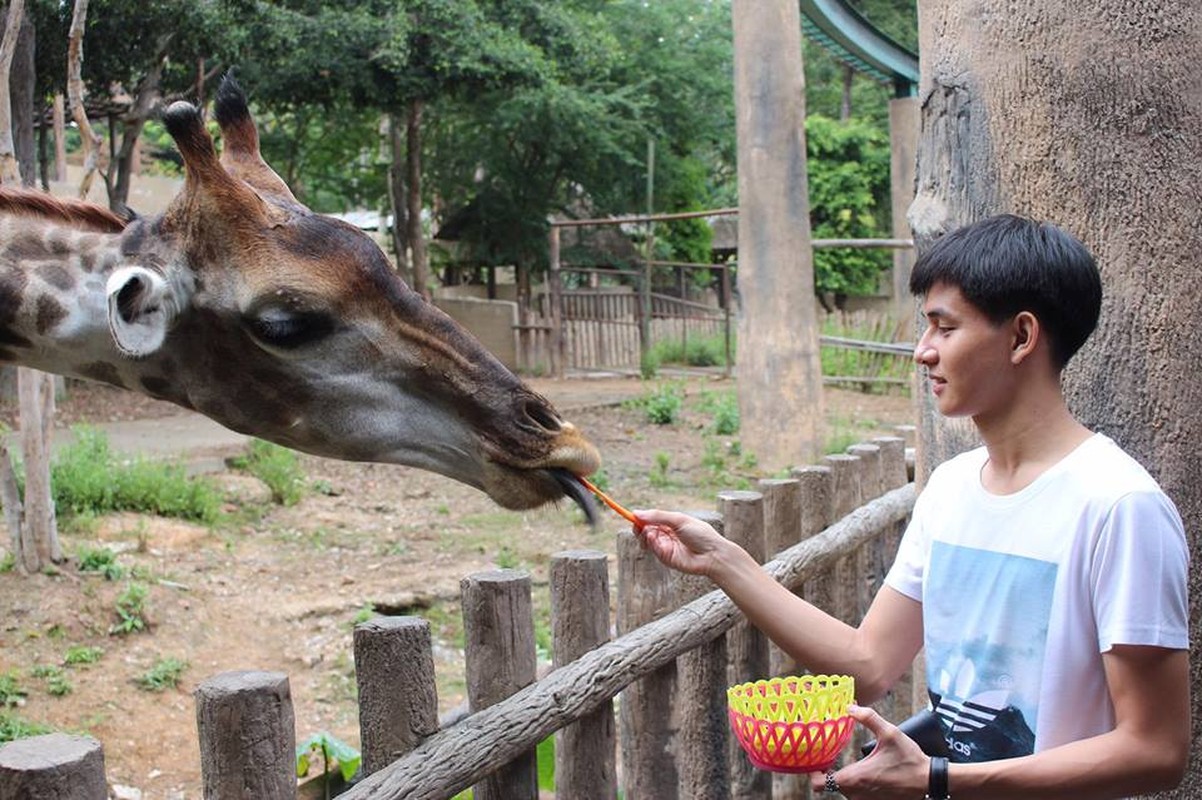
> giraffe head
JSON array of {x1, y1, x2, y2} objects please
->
[{"x1": 70, "y1": 76, "x2": 602, "y2": 519}]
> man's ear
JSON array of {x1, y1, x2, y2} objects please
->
[
  {"x1": 106, "y1": 266, "x2": 181, "y2": 357},
  {"x1": 1011, "y1": 311, "x2": 1039, "y2": 364}
]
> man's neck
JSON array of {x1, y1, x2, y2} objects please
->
[{"x1": 974, "y1": 386, "x2": 1093, "y2": 495}]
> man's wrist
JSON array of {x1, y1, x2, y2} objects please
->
[{"x1": 926, "y1": 756, "x2": 950, "y2": 799}]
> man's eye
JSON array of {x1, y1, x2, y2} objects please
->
[{"x1": 247, "y1": 310, "x2": 335, "y2": 349}]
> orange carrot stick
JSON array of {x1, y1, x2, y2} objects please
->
[{"x1": 579, "y1": 476, "x2": 644, "y2": 530}]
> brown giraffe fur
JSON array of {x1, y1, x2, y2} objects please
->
[{"x1": 0, "y1": 76, "x2": 601, "y2": 518}]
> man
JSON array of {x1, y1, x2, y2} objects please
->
[{"x1": 635, "y1": 215, "x2": 1190, "y2": 799}]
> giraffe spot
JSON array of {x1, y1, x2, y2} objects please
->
[
  {"x1": 4, "y1": 238, "x2": 47, "y2": 263},
  {"x1": 35, "y1": 296, "x2": 68, "y2": 335},
  {"x1": 120, "y1": 222, "x2": 148, "y2": 256},
  {"x1": 0, "y1": 271, "x2": 27, "y2": 328},
  {"x1": 77, "y1": 361, "x2": 124, "y2": 387},
  {"x1": 36, "y1": 262, "x2": 75, "y2": 292}
]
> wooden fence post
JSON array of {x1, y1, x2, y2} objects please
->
[
  {"x1": 718, "y1": 490, "x2": 770, "y2": 800},
  {"x1": 673, "y1": 510, "x2": 730, "y2": 800},
  {"x1": 354, "y1": 616, "x2": 439, "y2": 777},
  {"x1": 874, "y1": 435, "x2": 918, "y2": 723},
  {"x1": 462, "y1": 569, "x2": 539, "y2": 800},
  {"x1": 195, "y1": 670, "x2": 295, "y2": 800},
  {"x1": 617, "y1": 529, "x2": 678, "y2": 799},
  {"x1": 550, "y1": 550, "x2": 617, "y2": 799},
  {"x1": 757, "y1": 477, "x2": 803, "y2": 677},
  {"x1": 0, "y1": 733, "x2": 105, "y2": 800}
]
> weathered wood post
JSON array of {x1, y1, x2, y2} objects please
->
[
  {"x1": 673, "y1": 510, "x2": 730, "y2": 800},
  {"x1": 617, "y1": 528, "x2": 678, "y2": 799},
  {"x1": 353, "y1": 616, "x2": 440, "y2": 776},
  {"x1": 718, "y1": 489, "x2": 770, "y2": 800},
  {"x1": 462, "y1": 569, "x2": 539, "y2": 800},
  {"x1": 195, "y1": 670, "x2": 296, "y2": 800},
  {"x1": 0, "y1": 733, "x2": 106, "y2": 800},
  {"x1": 550, "y1": 550, "x2": 617, "y2": 799},
  {"x1": 758, "y1": 477, "x2": 803, "y2": 677}
]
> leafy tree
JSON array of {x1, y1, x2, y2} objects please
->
[{"x1": 806, "y1": 114, "x2": 892, "y2": 306}]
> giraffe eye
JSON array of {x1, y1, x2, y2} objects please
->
[{"x1": 246, "y1": 309, "x2": 335, "y2": 349}]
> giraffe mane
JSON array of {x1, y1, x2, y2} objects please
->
[{"x1": 0, "y1": 187, "x2": 129, "y2": 234}]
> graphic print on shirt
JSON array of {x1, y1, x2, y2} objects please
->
[{"x1": 925, "y1": 541, "x2": 1057, "y2": 762}]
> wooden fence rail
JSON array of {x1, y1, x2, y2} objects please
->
[{"x1": 0, "y1": 438, "x2": 918, "y2": 800}]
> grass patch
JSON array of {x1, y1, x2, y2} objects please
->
[
  {"x1": 228, "y1": 440, "x2": 306, "y2": 506},
  {"x1": 136, "y1": 657, "x2": 188, "y2": 692},
  {"x1": 64, "y1": 645, "x2": 104, "y2": 666},
  {"x1": 50, "y1": 427, "x2": 222, "y2": 523},
  {"x1": 0, "y1": 712, "x2": 53, "y2": 743}
]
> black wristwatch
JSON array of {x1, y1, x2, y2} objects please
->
[{"x1": 926, "y1": 756, "x2": 950, "y2": 799}]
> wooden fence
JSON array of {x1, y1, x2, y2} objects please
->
[{"x1": 0, "y1": 437, "x2": 919, "y2": 800}]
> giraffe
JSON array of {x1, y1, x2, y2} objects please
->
[{"x1": 0, "y1": 76, "x2": 603, "y2": 521}]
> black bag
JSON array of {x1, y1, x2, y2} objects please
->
[{"x1": 860, "y1": 708, "x2": 951, "y2": 758}]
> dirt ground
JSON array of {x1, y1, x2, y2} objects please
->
[{"x1": 0, "y1": 375, "x2": 914, "y2": 799}]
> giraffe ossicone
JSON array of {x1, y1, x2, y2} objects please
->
[{"x1": 0, "y1": 75, "x2": 602, "y2": 522}]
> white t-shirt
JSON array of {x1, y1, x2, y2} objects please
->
[{"x1": 885, "y1": 433, "x2": 1189, "y2": 762}]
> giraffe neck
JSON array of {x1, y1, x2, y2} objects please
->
[{"x1": 0, "y1": 213, "x2": 181, "y2": 394}]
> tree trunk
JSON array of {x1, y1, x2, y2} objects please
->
[
  {"x1": 9, "y1": 5, "x2": 32, "y2": 187},
  {"x1": 406, "y1": 99, "x2": 428, "y2": 297},
  {"x1": 386, "y1": 112, "x2": 412, "y2": 284},
  {"x1": 840, "y1": 63, "x2": 854, "y2": 122},
  {"x1": 912, "y1": 3, "x2": 1202, "y2": 796},
  {"x1": 67, "y1": 0, "x2": 103, "y2": 200},
  {"x1": 110, "y1": 39, "x2": 170, "y2": 214},
  {"x1": 0, "y1": 0, "x2": 25, "y2": 184},
  {"x1": 51, "y1": 93, "x2": 66, "y2": 182},
  {"x1": 732, "y1": 0, "x2": 824, "y2": 470}
]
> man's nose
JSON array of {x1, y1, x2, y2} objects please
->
[{"x1": 914, "y1": 337, "x2": 936, "y2": 364}]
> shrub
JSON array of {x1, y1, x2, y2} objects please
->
[
  {"x1": 51, "y1": 428, "x2": 222, "y2": 523},
  {"x1": 137, "y1": 657, "x2": 188, "y2": 692},
  {"x1": 110, "y1": 582, "x2": 149, "y2": 636},
  {"x1": 230, "y1": 440, "x2": 306, "y2": 506}
]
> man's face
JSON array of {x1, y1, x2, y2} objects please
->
[{"x1": 914, "y1": 282, "x2": 1019, "y2": 421}]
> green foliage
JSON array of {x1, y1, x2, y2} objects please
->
[
  {"x1": 637, "y1": 383, "x2": 685, "y2": 426},
  {"x1": 0, "y1": 552, "x2": 12, "y2": 573},
  {"x1": 806, "y1": 115, "x2": 893, "y2": 300},
  {"x1": 230, "y1": 440, "x2": 307, "y2": 506},
  {"x1": 296, "y1": 731, "x2": 362, "y2": 784},
  {"x1": 0, "y1": 672, "x2": 27, "y2": 708},
  {"x1": 110, "y1": 582, "x2": 149, "y2": 636},
  {"x1": 76, "y1": 547, "x2": 126, "y2": 581},
  {"x1": 51, "y1": 428, "x2": 221, "y2": 524},
  {"x1": 648, "y1": 451, "x2": 672, "y2": 488},
  {"x1": 698, "y1": 390, "x2": 740, "y2": 436},
  {"x1": 64, "y1": 646, "x2": 105, "y2": 666},
  {"x1": 647, "y1": 334, "x2": 728, "y2": 369},
  {"x1": 0, "y1": 712, "x2": 52, "y2": 744},
  {"x1": 136, "y1": 657, "x2": 188, "y2": 692},
  {"x1": 30, "y1": 665, "x2": 72, "y2": 697}
]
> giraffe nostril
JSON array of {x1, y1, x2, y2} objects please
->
[{"x1": 523, "y1": 400, "x2": 563, "y2": 433}]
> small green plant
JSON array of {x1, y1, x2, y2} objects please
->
[
  {"x1": 642, "y1": 383, "x2": 685, "y2": 425},
  {"x1": 64, "y1": 645, "x2": 104, "y2": 666},
  {"x1": 0, "y1": 672, "x2": 27, "y2": 708},
  {"x1": 699, "y1": 390, "x2": 740, "y2": 435},
  {"x1": 110, "y1": 582, "x2": 149, "y2": 636},
  {"x1": 648, "y1": 451, "x2": 672, "y2": 488},
  {"x1": 352, "y1": 604, "x2": 375, "y2": 626},
  {"x1": 0, "y1": 552, "x2": 13, "y2": 573},
  {"x1": 136, "y1": 657, "x2": 188, "y2": 692},
  {"x1": 31, "y1": 665, "x2": 72, "y2": 697},
  {"x1": 0, "y1": 712, "x2": 52, "y2": 743},
  {"x1": 495, "y1": 545, "x2": 520, "y2": 569},
  {"x1": 76, "y1": 546, "x2": 126, "y2": 580},
  {"x1": 231, "y1": 440, "x2": 306, "y2": 506},
  {"x1": 296, "y1": 731, "x2": 362, "y2": 784}
]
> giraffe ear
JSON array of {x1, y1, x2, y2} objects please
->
[{"x1": 106, "y1": 267, "x2": 181, "y2": 357}]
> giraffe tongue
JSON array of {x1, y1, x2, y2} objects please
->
[{"x1": 550, "y1": 468, "x2": 600, "y2": 529}]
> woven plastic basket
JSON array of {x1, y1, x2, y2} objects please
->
[{"x1": 727, "y1": 675, "x2": 855, "y2": 773}]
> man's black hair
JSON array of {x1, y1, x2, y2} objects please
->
[{"x1": 909, "y1": 214, "x2": 1102, "y2": 368}]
